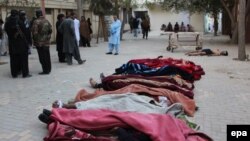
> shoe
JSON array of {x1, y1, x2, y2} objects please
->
[
  {"x1": 106, "y1": 52, "x2": 112, "y2": 55},
  {"x1": 39, "y1": 72, "x2": 50, "y2": 75},
  {"x1": 43, "y1": 109, "x2": 52, "y2": 117},
  {"x1": 59, "y1": 60, "x2": 66, "y2": 63},
  {"x1": 38, "y1": 113, "x2": 50, "y2": 124},
  {"x1": 78, "y1": 59, "x2": 86, "y2": 65},
  {"x1": 114, "y1": 53, "x2": 119, "y2": 55},
  {"x1": 100, "y1": 73, "x2": 105, "y2": 79},
  {"x1": 1, "y1": 52, "x2": 7, "y2": 56},
  {"x1": 23, "y1": 74, "x2": 32, "y2": 78},
  {"x1": 12, "y1": 75, "x2": 18, "y2": 78}
]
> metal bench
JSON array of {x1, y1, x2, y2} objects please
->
[{"x1": 163, "y1": 32, "x2": 203, "y2": 52}]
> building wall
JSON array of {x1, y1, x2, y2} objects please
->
[
  {"x1": 190, "y1": 13, "x2": 205, "y2": 32},
  {"x1": 133, "y1": 5, "x2": 205, "y2": 33}
]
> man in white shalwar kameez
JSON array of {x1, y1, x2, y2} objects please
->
[
  {"x1": 73, "y1": 15, "x2": 80, "y2": 47},
  {"x1": 106, "y1": 15, "x2": 121, "y2": 55}
]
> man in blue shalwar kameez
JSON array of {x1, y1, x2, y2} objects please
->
[{"x1": 106, "y1": 15, "x2": 121, "y2": 55}]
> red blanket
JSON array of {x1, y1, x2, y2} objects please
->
[
  {"x1": 49, "y1": 109, "x2": 212, "y2": 141},
  {"x1": 129, "y1": 57, "x2": 205, "y2": 81}
]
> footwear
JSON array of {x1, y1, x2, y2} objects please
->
[
  {"x1": 59, "y1": 60, "x2": 66, "y2": 63},
  {"x1": 43, "y1": 109, "x2": 52, "y2": 116},
  {"x1": 114, "y1": 53, "x2": 119, "y2": 55},
  {"x1": 23, "y1": 74, "x2": 32, "y2": 78},
  {"x1": 39, "y1": 72, "x2": 50, "y2": 75},
  {"x1": 1, "y1": 52, "x2": 7, "y2": 56},
  {"x1": 78, "y1": 59, "x2": 86, "y2": 65},
  {"x1": 38, "y1": 113, "x2": 50, "y2": 124},
  {"x1": 106, "y1": 52, "x2": 112, "y2": 55},
  {"x1": 100, "y1": 73, "x2": 105, "y2": 79}
]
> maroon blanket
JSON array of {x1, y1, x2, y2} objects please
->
[
  {"x1": 48, "y1": 109, "x2": 212, "y2": 141},
  {"x1": 101, "y1": 74, "x2": 194, "y2": 98}
]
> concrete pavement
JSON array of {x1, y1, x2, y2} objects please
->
[{"x1": 0, "y1": 31, "x2": 250, "y2": 141}]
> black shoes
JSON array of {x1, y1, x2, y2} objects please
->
[
  {"x1": 23, "y1": 74, "x2": 32, "y2": 78},
  {"x1": 43, "y1": 109, "x2": 52, "y2": 116},
  {"x1": 38, "y1": 113, "x2": 50, "y2": 124},
  {"x1": 106, "y1": 52, "x2": 119, "y2": 55},
  {"x1": 106, "y1": 52, "x2": 112, "y2": 55},
  {"x1": 78, "y1": 59, "x2": 86, "y2": 65},
  {"x1": 39, "y1": 72, "x2": 50, "y2": 75},
  {"x1": 38, "y1": 109, "x2": 52, "y2": 124},
  {"x1": 100, "y1": 73, "x2": 105, "y2": 79}
]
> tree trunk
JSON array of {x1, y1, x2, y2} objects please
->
[
  {"x1": 213, "y1": 11, "x2": 218, "y2": 36},
  {"x1": 231, "y1": 22, "x2": 238, "y2": 43},
  {"x1": 120, "y1": 20, "x2": 125, "y2": 40},
  {"x1": 220, "y1": 0, "x2": 238, "y2": 43},
  {"x1": 100, "y1": 15, "x2": 108, "y2": 41},
  {"x1": 238, "y1": 0, "x2": 246, "y2": 60},
  {"x1": 96, "y1": 16, "x2": 101, "y2": 44}
]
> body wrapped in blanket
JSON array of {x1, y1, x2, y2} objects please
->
[
  {"x1": 91, "y1": 74, "x2": 194, "y2": 99},
  {"x1": 43, "y1": 109, "x2": 212, "y2": 141}
]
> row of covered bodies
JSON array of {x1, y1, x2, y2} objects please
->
[{"x1": 43, "y1": 57, "x2": 213, "y2": 141}]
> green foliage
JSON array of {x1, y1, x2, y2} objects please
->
[
  {"x1": 88, "y1": 0, "x2": 114, "y2": 15},
  {"x1": 161, "y1": 0, "x2": 227, "y2": 14}
]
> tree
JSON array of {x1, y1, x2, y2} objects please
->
[
  {"x1": 88, "y1": 0, "x2": 114, "y2": 42},
  {"x1": 88, "y1": 0, "x2": 138, "y2": 42},
  {"x1": 238, "y1": 0, "x2": 246, "y2": 60},
  {"x1": 112, "y1": 0, "x2": 138, "y2": 40},
  {"x1": 161, "y1": 0, "x2": 247, "y2": 60}
]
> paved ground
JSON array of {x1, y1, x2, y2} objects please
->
[{"x1": 0, "y1": 31, "x2": 250, "y2": 141}]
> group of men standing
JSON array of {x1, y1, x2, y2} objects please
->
[
  {"x1": 3, "y1": 9, "x2": 122, "y2": 78},
  {"x1": 4, "y1": 9, "x2": 89, "y2": 78},
  {"x1": 56, "y1": 12, "x2": 86, "y2": 65},
  {"x1": 129, "y1": 16, "x2": 150, "y2": 40},
  {"x1": 4, "y1": 9, "x2": 52, "y2": 78}
]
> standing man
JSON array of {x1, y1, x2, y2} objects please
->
[
  {"x1": 80, "y1": 16, "x2": 91, "y2": 47},
  {"x1": 73, "y1": 13, "x2": 80, "y2": 47},
  {"x1": 5, "y1": 10, "x2": 32, "y2": 78},
  {"x1": 133, "y1": 16, "x2": 139, "y2": 37},
  {"x1": 59, "y1": 12, "x2": 85, "y2": 65},
  {"x1": 0, "y1": 19, "x2": 3, "y2": 55},
  {"x1": 174, "y1": 22, "x2": 180, "y2": 33},
  {"x1": 56, "y1": 14, "x2": 66, "y2": 63},
  {"x1": 106, "y1": 15, "x2": 121, "y2": 55},
  {"x1": 32, "y1": 9, "x2": 52, "y2": 75},
  {"x1": 141, "y1": 17, "x2": 150, "y2": 40}
]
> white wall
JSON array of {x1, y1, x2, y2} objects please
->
[
  {"x1": 190, "y1": 13, "x2": 205, "y2": 32},
  {"x1": 133, "y1": 5, "x2": 205, "y2": 32}
]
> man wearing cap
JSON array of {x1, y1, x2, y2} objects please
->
[
  {"x1": 4, "y1": 9, "x2": 32, "y2": 78},
  {"x1": 31, "y1": 9, "x2": 52, "y2": 75}
]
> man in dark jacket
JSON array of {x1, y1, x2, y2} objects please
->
[
  {"x1": 56, "y1": 14, "x2": 65, "y2": 63},
  {"x1": 32, "y1": 9, "x2": 52, "y2": 75},
  {"x1": 5, "y1": 9, "x2": 32, "y2": 78},
  {"x1": 59, "y1": 12, "x2": 85, "y2": 65}
]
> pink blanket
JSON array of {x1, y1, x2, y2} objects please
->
[{"x1": 49, "y1": 109, "x2": 212, "y2": 141}]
